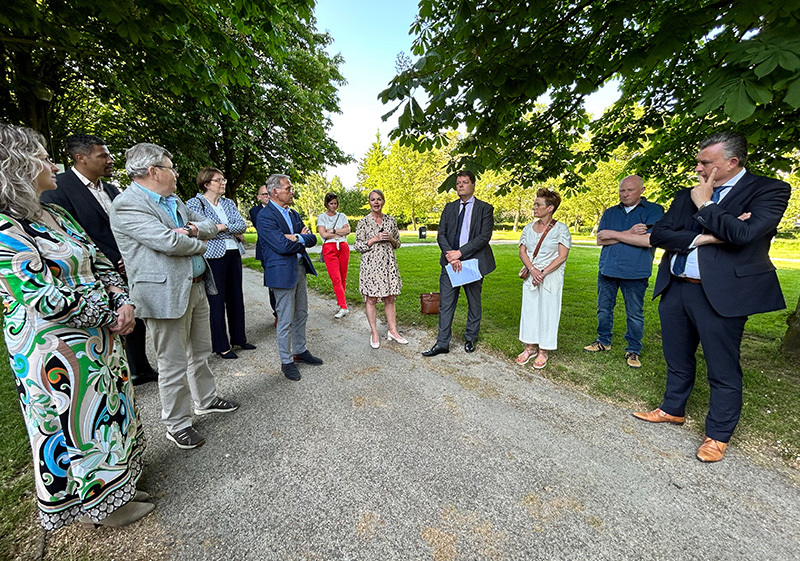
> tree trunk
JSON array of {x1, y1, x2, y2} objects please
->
[
  {"x1": 781, "y1": 293, "x2": 800, "y2": 359},
  {"x1": 15, "y1": 51, "x2": 53, "y2": 150}
]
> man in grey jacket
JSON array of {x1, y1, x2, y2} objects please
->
[{"x1": 110, "y1": 143, "x2": 239, "y2": 450}]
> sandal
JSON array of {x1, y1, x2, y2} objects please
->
[
  {"x1": 533, "y1": 350, "x2": 548, "y2": 369},
  {"x1": 516, "y1": 347, "x2": 537, "y2": 365}
]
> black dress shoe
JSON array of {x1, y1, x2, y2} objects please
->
[
  {"x1": 131, "y1": 371, "x2": 158, "y2": 386},
  {"x1": 422, "y1": 344, "x2": 450, "y2": 357},
  {"x1": 217, "y1": 350, "x2": 238, "y2": 359},
  {"x1": 237, "y1": 343, "x2": 257, "y2": 350},
  {"x1": 465, "y1": 340, "x2": 476, "y2": 353},
  {"x1": 293, "y1": 350, "x2": 323, "y2": 365},
  {"x1": 281, "y1": 362, "x2": 302, "y2": 381}
]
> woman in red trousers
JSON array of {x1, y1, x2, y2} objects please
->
[{"x1": 317, "y1": 192, "x2": 351, "y2": 318}]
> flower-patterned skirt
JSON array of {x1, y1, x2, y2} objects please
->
[{"x1": 5, "y1": 310, "x2": 145, "y2": 530}]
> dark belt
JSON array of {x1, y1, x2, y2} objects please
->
[
  {"x1": 192, "y1": 275, "x2": 204, "y2": 283},
  {"x1": 673, "y1": 275, "x2": 701, "y2": 284}
]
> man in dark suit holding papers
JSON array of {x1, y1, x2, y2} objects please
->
[{"x1": 423, "y1": 170, "x2": 495, "y2": 356}]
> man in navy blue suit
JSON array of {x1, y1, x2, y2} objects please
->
[
  {"x1": 256, "y1": 174, "x2": 323, "y2": 381},
  {"x1": 634, "y1": 132, "x2": 790, "y2": 462}
]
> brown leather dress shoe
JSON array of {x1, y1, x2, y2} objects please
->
[
  {"x1": 632, "y1": 408, "x2": 685, "y2": 425},
  {"x1": 696, "y1": 437, "x2": 727, "y2": 463}
]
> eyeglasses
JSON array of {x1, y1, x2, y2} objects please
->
[
  {"x1": 275, "y1": 186, "x2": 294, "y2": 192},
  {"x1": 153, "y1": 164, "x2": 179, "y2": 175},
  {"x1": 209, "y1": 178, "x2": 227, "y2": 184}
]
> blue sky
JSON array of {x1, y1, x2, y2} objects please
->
[
  {"x1": 315, "y1": 0, "x2": 420, "y2": 188},
  {"x1": 314, "y1": 0, "x2": 620, "y2": 188}
]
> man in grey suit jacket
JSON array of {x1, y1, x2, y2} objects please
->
[
  {"x1": 110, "y1": 143, "x2": 239, "y2": 450},
  {"x1": 42, "y1": 134, "x2": 158, "y2": 386},
  {"x1": 423, "y1": 170, "x2": 496, "y2": 356}
]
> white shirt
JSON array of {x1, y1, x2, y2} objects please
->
[
  {"x1": 71, "y1": 166, "x2": 113, "y2": 214},
  {"x1": 317, "y1": 212, "x2": 348, "y2": 244},
  {"x1": 208, "y1": 198, "x2": 238, "y2": 251}
]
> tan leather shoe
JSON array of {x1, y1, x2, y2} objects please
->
[
  {"x1": 632, "y1": 408, "x2": 685, "y2": 425},
  {"x1": 696, "y1": 437, "x2": 727, "y2": 463},
  {"x1": 625, "y1": 352, "x2": 641, "y2": 368}
]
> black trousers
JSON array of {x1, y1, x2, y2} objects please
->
[
  {"x1": 124, "y1": 318, "x2": 156, "y2": 378},
  {"x1": 436, "y1": 268, "x2": 483, "y2": 346},
  {"x1": 207, "y1": 250, "x2": 248, "y2": 353}
]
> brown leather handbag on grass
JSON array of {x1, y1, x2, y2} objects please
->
[{"x1": 420, "y1": 292, "x2": 440, "y2": 314}]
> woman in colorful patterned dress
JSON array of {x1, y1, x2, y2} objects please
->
[
  {"x1": 0, "y1": 124, "x2": 151, "y2": 529},
  {"x1": 354, "y1": 189, "x2": 407, "y2": 349}
]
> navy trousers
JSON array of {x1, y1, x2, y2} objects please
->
[
  {"x1": 206, "y1": 249, "x2": 248, "y2": 353},
  {"x1": 658, "y1": 279, "x2": 747, "y2": 442}
]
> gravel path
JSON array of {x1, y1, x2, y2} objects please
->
[{"x1": 41, "y1": 266, "x2": 800, "y2": 561}]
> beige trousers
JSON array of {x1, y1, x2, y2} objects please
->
[{"x1": 145, "y1": 282, "x2": 218, "y2": 432}]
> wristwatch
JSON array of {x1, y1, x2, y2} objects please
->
[{"x1": 699, "y1": 200, "x2": 715, "y2": 209}]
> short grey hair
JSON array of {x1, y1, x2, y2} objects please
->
[
  {"x1": 265, "y1": 173, "x2": 290, "y2": 196},
  {"x1": 619, "y1": 175, "x2": 644, "y2": 189},
  {"x1": 126, "y1": 143, "x2": 173, "y2": 178},
  {"x1": 0, "y1": 124, "x2": 47, "y2": 220},
  {"x1": 699, "y1": 132, "x2": 748, "y2": 167}
]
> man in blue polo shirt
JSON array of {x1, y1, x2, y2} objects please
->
[{"x1": 583, "y1": 175, "x2": 664, "y2": 368}]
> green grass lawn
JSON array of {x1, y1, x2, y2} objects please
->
[
  {"x1": 246, "y1": 241, "x2": 800, "y2": 467},
  {"x1": 0, "y1": 344, "x2": 38, "y2": 558}
]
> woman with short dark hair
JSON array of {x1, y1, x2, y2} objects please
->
[
  {"x1": 516, "y1": 188, "x2": 572, "y2": 369},
  {"x1": 186, "y1": 167, "x2": 254, "y2": 358},
  {"x1": 317, "y1": 192, "x2": 351, "y2": 318}
]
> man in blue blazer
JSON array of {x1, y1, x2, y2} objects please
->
[
  {"x1": 423, "y1": 170, "x2": 496, "y2": 356},
  {"x1": 634, "y1": 132, "x2": 790, "y2": 463},
  {"x1": 42, "y1": 134, "x2": 158, "y2": 386},
  {"x1": 256, "y1": 174, "x2": 323, "y2": 381}
]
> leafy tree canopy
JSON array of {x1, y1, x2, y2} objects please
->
[
  {"x1": 1, "y1": 0, "x2": 348, "y2": 204},
  {"x1": 380, "y1": 0, "x2": 800, "y2": 192}
]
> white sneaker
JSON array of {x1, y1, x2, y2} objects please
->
[{"x1": 334, "y1": 308, "x2": 349, "y2": 319}]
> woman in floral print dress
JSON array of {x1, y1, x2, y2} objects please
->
[
  {"x1": 354, "y1": 189, "x2": 407, "y2": 349},
  {"x1": 0, "y1": 124, "x2": 151, "y2": 529}
]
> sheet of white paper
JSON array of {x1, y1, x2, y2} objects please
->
[{"x1": 445, "y1": 259, "x2": 482, "y2": 287}]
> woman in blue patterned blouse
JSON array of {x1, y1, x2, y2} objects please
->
[{"x1": 187, "y1": 167, "x2": 255, "y2": 359}]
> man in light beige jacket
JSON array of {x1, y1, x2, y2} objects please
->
[{"x1": 111, "y1": 143, "x2": 239, "y2": 450}]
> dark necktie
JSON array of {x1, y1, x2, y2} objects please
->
[
  {"x1": 672, "y1": 185, "x2": 726, "y2": 275},
  {"x1": 453, "y1": 202, "x2": 467, "y2": 250}
]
